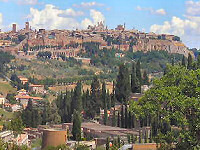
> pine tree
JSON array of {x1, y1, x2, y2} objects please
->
[
  {"x1": 187, "y1": 53, "x2": 193, "y2": 70},
  {"x1": 121, "y1": 105, "x2": 124, "y2": 128},
  {"x1": 182, "y1": 55, "x2": 186, "y2": 67},
  {"x1": 72, "y1": 110, "x2": 82, "y2": 141}
]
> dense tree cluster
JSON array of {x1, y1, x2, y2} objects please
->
[
  {"x1": 0, "y1": 51, "x2": 14, "y2": 73},
  {"x1": 130, "y1": 59, "x2": 200, "y2": 149}
]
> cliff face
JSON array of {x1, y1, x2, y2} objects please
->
[{"x1": 133, "y1": 39, "x2": 192, "y2": 57}]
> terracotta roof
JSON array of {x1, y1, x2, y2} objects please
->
[{"x1": 29, "y1": 84, "x2": 44, "y2": 87}]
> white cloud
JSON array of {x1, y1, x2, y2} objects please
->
[
  {"x1": 18, "y1": 0, "x2": 38, "y2": 5},
  {"x1": 73, "y1": 2, "x2": 104, "y2": 8},
  {"x1": 28, "y1": 4, "x2": 105, "y2": 30},
  {"x1": 90, "y1": 9, "x2": 105, "y2": 24},
  {"x1": 136, "y1": 6, "x2": 167, "y2": 16},
  {"x1": 186, "y1": 0, "x2": 200, "y2": 16},
  {"x1": 0, "y1": 13, "x2": 3, "y2": 29}
]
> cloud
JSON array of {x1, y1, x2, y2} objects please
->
[
  {"x1": 58, "y1": 8, "x2": 84, "y2": 17},
  {"x1": 186, "y1": 0, "x2": 200, "y2": 16},
  {"x1": 0, "y1": 13, "x2": 3, "y2": 29},
  {"x1": 73, "y1": 2, "x2": 104, "y2": 8},
  {"x1": 18, "y1": 0, "x2": 39, "y2": 5},
  {"x1": 28, "y1": 4, "x2": 105, "y2": 30},
  {"x1": 136, "y1": 6, "x2": 167, "y2": 16}
]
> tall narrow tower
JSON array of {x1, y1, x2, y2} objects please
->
[
  {"x1": 25, "y1": 22, "x2": 29, "y2": 31},
  {"x1": 12, "y1": 24, "x2": 17, "y2": 33}
]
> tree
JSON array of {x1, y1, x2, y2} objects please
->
[
  {"x1": 106, "y1": 137, "x2": 110, "y2": 150},
  {"x1": 72, "y1": 110, "x2": 82, "y2": 141},
  {"x1": 90, "y1": 76, "x2": 101, "y2": 116},
  {"x1": 143, "y1": 70, "x2": 149, "y2": 85},
  {"x1": 125, "y1": 105, "x2": 128, "y2": 128},
  {"x1": 136, "y1": 60, "x2": 142, "y2": 83},
  {"x1": 120, "y1": 105, "x2": 124, "y2": 128},
  {"x1": 129, "y1": 65, "x2": 200, "y2": 149},
  {"x1": 103, "y1": 106, "x2": 108, "y2": 125},
  {"x1": 111, "y1": 109, "x2": 116, "y2": 127},
  {"x1": 182, "y1": 55, "x2": 186, "y2": 67},
  {"x1": 117, "y1": 111, "x2": 120, "y2": 127},
  {"x1": 71, "y1": 81, "x2": 82, "y2": 114},
  {"x1": 115, "y1": 64, "x2": 131, "y2": 103},
  {"x1": 187, "y1": 53, "x2": 193, "y2": 70}
]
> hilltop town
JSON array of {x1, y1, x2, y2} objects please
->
[
  {"x1": 0, "y1": 21, "x2": 199, "y2": 150},
  {"x1": 0, "y1": 21, "x2": 192, "y2": 60}
]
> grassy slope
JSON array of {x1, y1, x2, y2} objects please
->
[{"x1": 0, "y1": 81, "x2": 16, "y2": 96}]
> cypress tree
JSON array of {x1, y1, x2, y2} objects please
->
[
  {"x1": 182, "y1": 55, "x2": 186, "y2": 67},
  {"x1": 111, "y1": 109, "x2": 116, "y2": 127},
  {"x1": 144, "y1": 130, "x2": 148, "y2": 143},
  {"x1": 102, "y1": 81, "x2": 107, "y2": 108},
  {"x1": 117, "y1": 135, "x2": 121, "y2": 148},
  {"x1": 136, "y1": 60, "x2": 142, "y2": 83},
  {"x1": 128, "y1": 111, "x2": 132, "y2": 128},
  {"x1": 121, "y1": 105, "x2": 124, "y2": 128},
  {"x1": 106, "y1": 137, "x2": 110, "y2": 150},
  {"x1": 111, "y1": 81, "x2": 116, "y2": 107},
  {"x1": 197, "y1": 54, "x2": 200, "y2": 68},
  {"x1": 187, "y1": 53, "x2": 193, "y2": 70},
  {"x1": 116, "y1": 64, "x2": 130, "y2": 104},
  {"x1": 107, "y1": 91, "x2": 111, "y2": 109},
  {"x1": 91, "y1": 76, "x2": 101, "y2": 116},
  {"x1": 72, "y1": 110, "x2": 81, "y2": 141},
  {"x1": 125, "y1": 105, "x2": 128, "y2": 128},
  {"x1": 139, "y1": 130, "x2": 142, "y2": 143},
  {"x1": 117, "y1": 111, "x2": 120, "y2": 127},
  {"x1": 143, "y1": 70, "x2": 149, "y2": 85},
  {"x1": 171, "y1": 57, "x2": 175, "y2": 66},
  {"x1": 131, "y1": 62, "x2": 137, "y2": 93},
  {"x1": 104, "y1": 106, "x2": 108, "y2": 125}
]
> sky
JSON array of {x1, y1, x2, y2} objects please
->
[{"x1": 0, "y1": 0, "x2": 200, "y2": 48}]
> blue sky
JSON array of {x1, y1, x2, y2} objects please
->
[{"x1": 0, "y1": 0, "x2": 200, "y2": 48}]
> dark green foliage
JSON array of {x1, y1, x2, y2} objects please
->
[
  {"x1": 90, "y1": 76, "x2": 101, "y2": 117},
  {"x1": 37, "y1": 51, "x2": 52, "y2": 59},
  {"x1": 130, "y1": 65, "x2": 200, "y2": 149},
  {"x1": 182, "y1": 55, "x2": 186, "y2": 67},
  {"x1": 120, "y1": 105, "x2": 124, "y2": 128},
  {"x1": 136, "y1": 60, "x2": 142, "y2": 83},
  {"x1": 106, "y1": 137, "x2": 110, "y2": 150},
  {"x1": 115, "y1": 64, "x2": 130, "y2": 103},
  {"x1": 71, "y1": 81, "x2": 82, "y2": 113},
  {"x1": 103, "y1": 106, "x2": 108, "y2": 125},
  {"x1": 142, "y1": 70, "x2": 149, "y2": 85},
  {"x1": 187, "y1": 53, "x2": 193, "y2": 70},
  {"x1": 125, "y1": 105, "x2": 128, "y2": 128},
  {"x1": 22, "y1": 100, "x2": 42, "y2": 128},
  {"x1": 72, "y1": 110, "x2": 82, "y2": 141},
  {"x1": 117, "y1": 111, "x2": 120, "y2": 127},
  {"x1": 0, "y1": 51, "x2": 14, "y2": 73},
  {"x1": 111, "y1": 109, "x2": 116, "y2": 127}
]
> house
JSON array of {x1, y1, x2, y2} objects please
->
[
  {"x1": 11, "y1": 104, "x2": 22, "y2": 112},
  {"x1": 29, "y1": 84, "x2": 44, "y2": 94},
  {"x1": 18, "y1": 76, "x2": 28, "y2": 85},
  {"x1": 15, "y1": 133, "x2": 29, "y2": 147},
  {"x1": 0, "y1": 131, "x2": 14, "y2": 143},
  {"x1": 0, "y1": 95, "x2": 5, "y2": 105}
]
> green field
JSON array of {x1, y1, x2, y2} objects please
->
[
  {"x1": 0, "y1": 81, "x2": 16, "y2": 96},
  {"x1": 0, "y1": 108, "x2": 14, "y2": 126}
]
